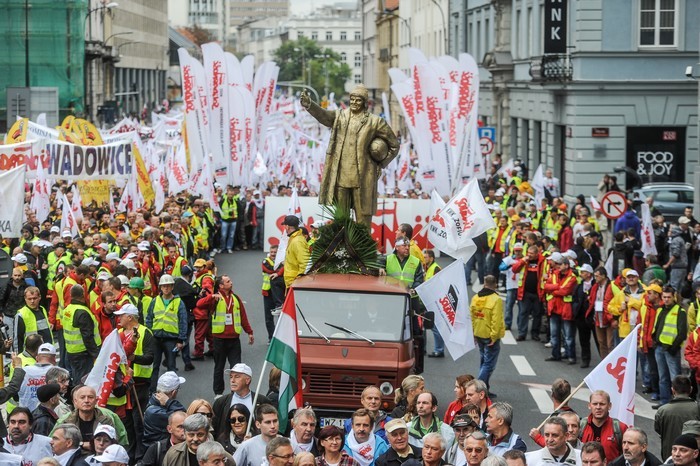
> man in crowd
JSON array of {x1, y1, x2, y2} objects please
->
[
  {"x1": 652, "y1": 287, "x2": 687, "y2": 408},
  {"x1": 50, "y1": 423, "x2": 89, "y2": 466},
  {"x1": 344, "y1": 386, "x2": 392, "y2": 442},
  {"x1": 15, "y1": 286, "x2": 53, "y2": 353},
  {"x1": 62, "y1": 285, "x2": 101, "y2": 383},
  {"x1": 484, "y1": 402, "x2": 527, "y2": 456},
  {"x1": 655, "y1": 375, "x2": 700, "y2": 458},
  {"x1": 470, "y1": 275, "x2": 504, "y2": 391},
  {"x1": 608, "y1": 428, "x2": 661, "y2": 466},
  {"x1": 5, "y1": 407, "x2": 53, "y2": 466},
  {"x1": 463, "y1": 431, "x2": 489, "y2": 466},
  {"x1": 526, "y1": 417, "x2": 581, "y2": 466},
  {"x1": 162, "y1": 414, "x2": 210, "y2": 466},
  {"x1": 212, "y1": 363, "x2": 270, "y2": 437},
  {"x1": 464, "y1": 380, "x2": 491, "y2": 430},
  {"x1": 261, "y1": 244, "x2": 284, "y2": 343},
  {"x1": 580, "y1": 391, "x2": 627, "y2": 461},
  {"x1": 32, "y1": 383, "x2": 62, "y2": 436},
  {"x1": 419, "y1": 433, "x2": 447, "y2": 466},
  {"x1": 266, "y1": 437, "x2": 295, "y2": 466},
  {"x1": 141, "y1": 411, "x2": 187, "y2": 466},
  {"x1": 580, "y1": 442, "x2": 606, "y2": 466},
  {"x1": 282, "y1": 215, "x2": 309, "y2": 287},
  {"x1": 407, "y1": 392, "x2": 454, "y2": 450},
  {"x1": 376, "y1": 419, "x2": 421, "y2": 466},
  {"x1": 290, "y1": 408, "x2": 319, "y2": 454},
  {"x1": 668, "y1": 435, "x2": 700, "y2": 466},
  {"x1": 234, "y1": 405, "x2": 280, "y2": 466},
  {"x1": 344, "y1": 408, "x2": 389, "y2": 466},
  {"x1": 512, "y1": 244, "x2": 544, "y2": 341}
]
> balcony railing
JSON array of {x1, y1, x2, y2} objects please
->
[{"x1": 529, "y1": 54, "x2": 573, "y2": 82}]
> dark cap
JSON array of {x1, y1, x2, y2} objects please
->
[
  {"x1": 181, "y1": 265, "x2": 193, "y2": 276},
  {"x1": 451, "y1": 414, "x2": 477, "y2": 428},
  {"x1": 37, "y1": 383, "x2": 61, "y2": 403},
  {"x1": 673, "y1": 434, "x2": 699, "y2": 450},
  {"x1": 282, "y1": 215, "x2": 300, "y2": 227},
  {"x1": 55, "y1": 242, "x2": 66, "y2": 249}
]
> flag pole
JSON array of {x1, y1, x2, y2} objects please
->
[{"x1": 535, "y1": 380, "x2": 587, "y2": 431}]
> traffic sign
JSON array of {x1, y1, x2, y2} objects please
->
[
  {"x1": 480, "y1": 137, "x2": 494, "y2": 155},
  {"x1": 478, "y1": 127, "x2": 496, "y2": 156},
  {"x1": 601, "y1": 191, "x2": 627, "y2": 219}
]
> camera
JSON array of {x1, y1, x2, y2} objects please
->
[{"x1": 686, "y1": 65, "x2": 694, "y2": 78}]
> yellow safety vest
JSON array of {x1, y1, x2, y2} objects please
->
[
  {"x1": 129, "y1": 294, "x2": 153, "y2": 322},
  {"x1": 150, "y1": 296, "x2": 182, "y2": 334},
  {"x1": 262, "y1": 258, "x2": 273, "y2": 291},
  {"x1": 425, "y1": 262, "x2": 440, "y2": 280},
  {"x1": 195, "y1": 272, "x2": 214, "y2": 292},
  {"x1": 211, "y1": 294, "x2": 242, "y2": 335},
  {"x1": 655, "y1": 304, "x2": 683, "y2": 346},
  {"x1": 106, "y1": 365, "x2": 128, "y2": 407},
  {"x1": 386, "y1": 254, "x2": 420, "y2": 288},
  {"x1": 220, "y1": 196, "x2": 238, "y2": 221},
  {"x1": 62, "y1": 304, "x2": 102, "y2": 354},
  {"x1": 546, "y1": 272, "x2": 574, "y2": 303},
  {"x1": 17, "y1": 305, "x2": 54, "y2": 344}
]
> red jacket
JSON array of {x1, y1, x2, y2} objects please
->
[
  {"x1": 543, "y1": 268, "x2": 577, "y2": 319},
  {"x1": 197, "y1": 291, "x2": 253, "y2": 339},
  {"x1": 640, "y1": 296, "x2": 657, "y2": 354},
  {"x1": 512, "y1": 254, "x2": 545, "y2": 301},
  {"x1": 587, "y1": 281, "x2": 614, "y2": 327},
  {"x1": 580, "y1": 414, "x2": 627, "y2": 461},
  {"x1": 557, "y1": 225, "x2": 573, "y2": 252},
  {"x1": 685, "y1": 328, "x2": 700, "y2": 385},
  {"x1": 91, "y1": 300, "x2": 118, "y2": 340}
]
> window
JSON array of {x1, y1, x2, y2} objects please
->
[
  {"x1": 354, "y1": 53, "x2": 361, "y2": 67},
  {"x1": 340, "y1": 52, "x2": 347, "y2": 62},
  {"x1": 354, "y1": 74, "x2": 361, "y2": 84},
  {"x1": 340, "y1": 31, "x2": 347, "y2": 40},
  {"x1": 326, "y1": 31, "x2": 333, "y2": 41},
  {"x1": 311, "y1": 31, "x2": 318, "y2": 40},
  {"x1": 640, "y1": 0, "x2": 676, "y2": 47},
  {"x1": 354, "y1": 31, "x2": 361, "y2": 41},
  {"x1": 297, "y1": 31, "x2": 304, "y2": 38}
]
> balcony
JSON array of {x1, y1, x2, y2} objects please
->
[{"x1": 530, "y1": 54, "x2": 573, "y2": 82}]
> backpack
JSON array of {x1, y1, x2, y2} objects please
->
[{"x1": 579, "y1": 417, "x2": 622, "y2": 447}]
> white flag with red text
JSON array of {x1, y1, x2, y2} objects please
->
[
  {"x1": 584, "y1": 324, "x2": 639, "y2": 425},
  {"x1": 60, "y1": 193, "x2": 79, "y2": 238},
  {"x1": 640, "y1": 203, "x2": 657, "y2": 257},
  {"x1": 84, "y1": 329, "x2": 128, "y2": 407},
  {"x1": 415, "y1": 260, "x2": 475, "y2": 360},
  {"x1": 428, "y1": 180, "x2": 494, "y2": 261}
]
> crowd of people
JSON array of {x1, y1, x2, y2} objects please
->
[{"x1": 0, "y1": 152, "x2": 699, "y2": 466}]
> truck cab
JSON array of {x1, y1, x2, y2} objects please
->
[{"x1": 290, "y1": 273, "x2": 415, "y2": 427}]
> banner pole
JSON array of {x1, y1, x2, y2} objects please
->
[{"x1": 535, "y1": 379, "x2": 587, "y2": 431}]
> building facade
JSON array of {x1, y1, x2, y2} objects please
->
[
  {"x1": 449, "y1": 0, "x2": 698, "y2": 197},
  {"x1": 229, "y1": 0, "x2": 289, "y2": 48}
]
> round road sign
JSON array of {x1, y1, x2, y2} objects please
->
[
  {"x1": 480, "y1": 137, "x2": 494, "y2": 156},
  {"x1": 601, "y1": 191, "x2": 627, "y2": 220}
]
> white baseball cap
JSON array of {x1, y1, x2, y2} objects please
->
[
  {"x1": 106, "y1": 252, "x2": 121, "y2": 262},
  {"x1": 114, "y1": 303, "x2": 139, "y2": 316},
  {"x1": 97, "y1": 271, "x2": 112, "y2": 281},
  {"x1": 81, "y1": 257, "x2": 99, "y2": 267},
  {"x1": 50, "y1": 226, "x2": 60, "y2": 233},
  {"x1": 579, "y1": 264, "x2": 594, "y2": 274},
  {"x1": 121, "y1": 258, "x2": 137, "y2": 271},
  {"x1": 226, "y1": 363, "x2": 252, "y2": 377},
  {"x1": 97, "y1": 242, "x2": 110, "y2": 251},
  {"x1": 94, "y1": 444, "x2": 129, "y2": 464},
  {"x1": 117, "y1": 275, "x2": 130, "y2": 286},
  {"x1": 11, "y1": 254, "x2": 27, "y2": 264},
  {"x1": 38, "y1": 343, "x2": 57, "y2": 355},
  {"x1": 93, "y1": 424, "x2": 117, "y2": 441},
  {"x1": 61, "y1": 230, "x2": 72, "y2": 238},
  {"x1": 138, "y1": 241, "x2": 151, "y2": 251},
  {"x1": 157, "y1": 371, "x2": 186, "y2": 392}
]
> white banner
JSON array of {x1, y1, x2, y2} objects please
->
[
  {"x1": 263, "y1": 196, "x2": 435, "y2": 254},
  {"x1": 584, "y1": 325, "x2": 639, "y2": 426},
  {"x1": 640, "y1": 203, "x2": 657, "y2": 257},
  {"x1": 415, "y1": 260, "x2": 475, "y2": 360},
  {"x1": 428, "y1": 189, "x2": 476, "y2": 262},
  {"x1": 178, "y1": 48, "x2": 209, "y2": 175},
  {"x1": 40, "y1": 139, "x2": 133, "y2": 180},
  {"x1": 85, "y1": 329, "x2": 128, "y2": 407},
  {"x1": 0, "y1": 166, "x2": 26, "y2": 237},
  {"x1": 203, "y1": 43, "x2": 231, "y2": 184}
]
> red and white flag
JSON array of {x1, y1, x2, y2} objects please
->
[
  {"x1": 70, "y1": 185, "x2": 84, "y2": 222},
  {"x1": 415, "y1": 260, "x2": 475, "y2": 360},
  {"x1": 584, "y1": 324, "x2": 639, "y2": 425},
  {"x1": 640, "y1": 203, "x2": 657, "y2": 257},
  {"x1": 60, "y1": 193, "x2": 79, "y2": 238},
  {"x1": 590, "y1": 196, "x2": 602, "y2": 212},
  {"x1": 84, "y1": 329, "x2": 128, "y2": 407}
]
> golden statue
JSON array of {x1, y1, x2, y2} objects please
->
[{"x1": 300, "y1": 85, "x2": 400, "y2": 226}]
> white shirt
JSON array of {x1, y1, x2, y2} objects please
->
[
  {"x1": 55, "y1": 448, "x2": 80, "y2": 466},
  {"x1": 231, "y1": 391, "x2": 253, "y2": 413}
]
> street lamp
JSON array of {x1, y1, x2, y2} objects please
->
[
  {"x1": 104, "y1": 31, "x2": 132, "y2": 45},
  {"x1": 314, "y1": 54, "x2": 330, "y2": 98},
  {"x1": 117, "y1": 41, "x2": 141, "y2": 56},
  {"x1": 430, "y1": 0, "x2": 448, "y2": 55}
]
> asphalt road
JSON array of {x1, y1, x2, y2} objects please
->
[{"x1": 174, "y1": 250, "x2": 661, "y2": 456}]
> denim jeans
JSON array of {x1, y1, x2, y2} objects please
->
[
  {"x1": 477, "y1": 337, "x2": 500, "y2": 389},
  {"x1": 465, "y1": 250, "x2": 485, "y2": 285},
  {"x1": 432, "y1": 327, "x2": 445, "y2": 354},
  {"x1": 219, "y1": 220, "x2": 237, "y2": 251},
  {"x1": 655, "y1": 346, "x2": 681, "y2": 405},
  {"x1": 549, "y1": 314, "x2": 576, "y2": 360},
  {"x1": 504, "y1": 289, "x2": 518, "y2": 329},
  {"x1": 517, "y1": 293, "x2": 543, "y2": 339},
  {"x1": 150, "y1": 337, "x2": 178, "y2": 392},
  {"x1": 639, "y1": 349, "x2": 651, "y2": 387}
]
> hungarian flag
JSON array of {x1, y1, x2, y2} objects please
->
[
  {"x1": 265, "y1": 289, "x2": 303, "y2": 431},
  {"x1": 584, "y1": 324, "x2": 639, "y2": 425}
]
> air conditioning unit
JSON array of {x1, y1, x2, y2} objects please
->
[{"x1": 379, "y1": 48, "x2": 390, "y2": 62}]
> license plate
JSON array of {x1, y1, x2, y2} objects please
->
[{"x1": 320, "y1": 417, "x2": 346, "y2": 428}]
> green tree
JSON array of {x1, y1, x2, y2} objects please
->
[{"x1": 274, "y1": 37, "x2": 351, "y2": 100}]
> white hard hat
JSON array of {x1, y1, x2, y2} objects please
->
[{"x1": 159, "y1": 274, "x2": 175, "y2": 286}]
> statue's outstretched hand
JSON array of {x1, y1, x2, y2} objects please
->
[{"x1": 300, "y1": 90, "x2": 311, "y2": 109}]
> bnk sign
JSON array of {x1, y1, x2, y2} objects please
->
[{"x1": 544, "y1": 0, "x2": 568, "y2": 54}]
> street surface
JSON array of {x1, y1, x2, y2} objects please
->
[{"x1": 176, "y1": 250, "x2": 660, "y2": 454}]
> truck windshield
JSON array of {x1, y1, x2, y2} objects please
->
[{"x1": 295, "y1": 290, "x2": 408, "y2": 342}]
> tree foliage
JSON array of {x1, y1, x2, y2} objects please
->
[
  {"x1": 183, "y1": 25, "x2": 216, "y2": 47},
  {"x1": 274, "y1": 37, "x2": 352, "y2": 100}
]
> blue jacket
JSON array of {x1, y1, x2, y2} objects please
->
[
  {"x1": 614, "y1": 210, "x2": 641, "y2": 238},
  {"x1": 343, "y1": 434, "x2": 389, "y2": 466},
  {"x1": 142, "y1": 395, "x2": 186, "y2": 447},
  {"x1": 343, "y1": 412, "x2": 392, "y2": 443}
]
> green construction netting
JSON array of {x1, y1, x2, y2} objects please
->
[{"x1": 0, "y1": 0, "x2": 87, "y2": 123}]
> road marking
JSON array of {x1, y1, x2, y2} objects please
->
[
  {"x1": 502, "y1": 331, "x2": 516, "y2": 345},
  {"x1": 510, "y1": 355, "x2": 536, "y2": 376},
  {"x1": 522, "y1": 383, "x2": 655, "y2": 420}
]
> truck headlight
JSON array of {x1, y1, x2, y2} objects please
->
[
  {"x1": 380, "y1": 382, "x2": 394, "y2": 396},
  {"x1": 302, "y1": 378, "x2": 307, "y2": 390}
]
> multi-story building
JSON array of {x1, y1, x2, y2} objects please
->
[
  {"x1": 168, "y1": 0, "x2": 226, "y2": 43},
  {"x1": 229, "y1": 0, "x2": 289, "y2": 48},
  {"x1": 450, "y1": 0, "x2": 698, "y2": 197},
  {"x1": 238, "y1": 3, "x2": 362, "y2": 94}
]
